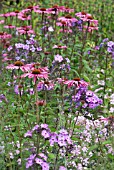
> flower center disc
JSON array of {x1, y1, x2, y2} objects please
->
[
  {"x1": 73, "y1": 78, "x2": 80, "y2": 81},
  {"x1": 14, "y1": 61, "x2": 24, "y2": 66},
  {"x1": 32, "y1": 69, "x2": 41, "y2": 74}
]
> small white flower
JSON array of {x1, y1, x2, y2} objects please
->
[
  {"x1": 48, "y1": 26, "x2": 54, "y2": 32},
  {"x1": 98, "y1": 80, "x2": 105, "y2": 86}
]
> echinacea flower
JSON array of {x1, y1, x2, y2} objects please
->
[
  {"x1": 64, "y1": 78, "x2": 89, "y2": 88},
  {"x1": 4, "y1": 25, "x2": 16, "y2": 29},
  {"x1": 21, "y1": 68, "x2": 48, "y2": 83},
  {"x1": 6, "y1": 61, "x2": 24, "y2": 70},
  {"x1": 58, "y1": 15, "x2": 78, "y2": 26}
]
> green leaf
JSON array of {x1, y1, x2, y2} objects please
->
[
  {"x1": 102, "y1": 140, "x2": 111, "y2": 145},
  {"x1": 88, "y1": 145, "x2": 98, "y2": 153},
  {"x1": 82, "y1": 74, "x2": 90, "y2": 82},
  {"x1": 48, "y1": 153, "x2": 55, "y2": 159}
]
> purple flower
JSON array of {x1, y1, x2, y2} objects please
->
[
  {"x1": 37, "y1": 81, "x2": 54, "y2": 91},
  {"x1": 26, "y1": 154, "x2": 36, "y2": 169},
  {"x1": 107, "y1": 41, "x2": 114, "y2": 47},
  {"x1": 41, "y1": 124, "x2": 49, "y2": 129},
  {"x1": 32, "y1": 125, "x2": 39, "y2": 131},
  {"x1": 54, "y1": 54, "x2": 63, "y2": 62},
  {"x1": 24, "y1": 130, "x2": 33, "y2": 138},
  {"x1": 41, "y1": 130, "x2": 50, "y2": 139},
  {"x1": 59, "y1": 166, "x2": 67, "y2": 170},
  {"x1": 49, "y1": 133, "x2": 58, "y2": 146},
  {"x1": 39, "y1": 153, "x2": 47, "y2": 161},
  {"x1": 35, "y1": 158, "x2": 43, "y2": 165},
  {"x1": 14, "y1": 85, "x2": 23, "y2": 95},
  {"x1": 41, "y1": 162, "x2": 49, "y2": 170}
]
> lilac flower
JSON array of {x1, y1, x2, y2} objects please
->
[
  {"x1": 57, "y1": 129, "x2": 72, "y2": 147},
  {"x1": 41, "y1": 124, "x2": 49, "y2": 129},
  {"x1": 41, "y1": 162, "x2": 49, "y2": 170},
  {"x1": 26, "y1": 154, "x2": 36, "y2": 169},
  {"x1": 41, "y1": 130, "x2": 50, "y2": 139},
  {"x1": 54, "y1": 54, "x2": 63, "y2": 62},
  {"x1": 37, "y1": 47, "x2": 42, "y2": 51},
  {"x1": 14, "y1": 85, "x2": 23, "y2": 95},
  {"x1": 32, "y1": 125, "x2": 39, "y2": 131},
  {"x1": 72, "y1": 87, "x2": 102, "y2": 109},
  {"x1": 23, "y1": 44, "x2": 29, "y2": 50},
  {"x1": 24, "y1": 130, "x2": 33, "y2": 138},
  {"x1": 49, "y1": 132, "x2": 58, "y2": 146},
  {"x1": 107, "y1": 41, "x2": 114, "y2": 58},
  {"x1": 0, "y1": 94, "x2": 8, "y2": 103},
  {"x1": 59, "y1": 166, "x2": 67, "y2": 170},
  {"x1": 37, "y1": 80, "x2": 54, "y2": 91},
  {"x1": 39, "y1": 153, "x2": 47, "y2": 161},
  {"x1": 35, "y1": 158, "x2": 43, "y2": 165}
]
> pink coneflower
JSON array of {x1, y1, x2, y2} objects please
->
[
  {"x1": 64, "y1": 7, "x2": 74, "y2": 13},
  {"x1": 34, "y1": 7, "x2": 52, "y2": 14},
  {"x1": 4, "y1": 25, "x2": 16, "y2": 29},
  {"x1": 0, "y1": 32, "x2": 12, "y2": 39},
  {"x1": 18, "y1": 12, "x2": 31, "y2": 20},
  {"x1": 35, "y1": 100, "x2": 46, "y2": 106},
  {"x1": 56, "y1": 78, "x2": 68, "y2": 84},
  {"x1": 48, "y1": 5, "x2": 71, "y2": 13},
  {"x1": 0, "y1": 13, "x2": 11, "y2": 18},
  {"x1": 58, "y1": 15, "x2": 77, "y2": 26},
  {"x1": 75, "y1": 11, "x2": 88, "y2": 18},
  {"x1": 16, "y1": 25, "x2": 35, "y2": 35},
  {"x1": 21, "y1": 68, "x2": 48, "y2": 83},
  {"x1": 2, "y1": 57, "x2": 12, "y2": 62},
  {"x1": 60, "y1": 29, "x2": 72, "y2": 33},
  {"x1": 83, "y1": 24, "x2": 98, "y2": 32},
  {"x1": 6, "y1": 61, "x2": 25, "y2": 71},
  {"x1": 53, "y1": 45, "x2": 67, "y2": 49},
  {"x1": 63, "y1": 78, "x2": 89, "y2": 88}
]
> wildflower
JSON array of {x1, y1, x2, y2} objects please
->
[
  {"x1": 49, "y1": 132, "x2": 58, "y2": 146},
  {"x1": 4, "y1": 25, "x2": 16, "y2": 29},
  {"x1": 21, "y1": 68, "x2": 48, "y2": 83},
  {"x1": 0, "y1": 20, "x2": 4, "y2": 24},
  {"x1": 39, "y1": 153, "x2": 47, "y2": 161},
  {"x1": 14, "y1": 85, "x2": 23, "y2": 95},
  {"x1": 24, "y1": 130, "x2": 33, "y2": 138},
  {"x1": 54, "y1": 54, "x2": 63, "y2": 62},
  {"x1": 0, "y1": 94, "x2": 8, "y2": 103},
  {"x1": 58, "y1": 15, "x2": 78, "y2": 26},
  {"x1": 41, "y1": 162, "x2": 49, "y2": 170},
  {"x1": 41, "y1": 130, "x2": 50, "y2": 139},
  {"x1": 35, "y1": 100, "x2": 46, "y2": 106},
  {"x1": 37, "y1": 80, "x2": 54, "y2": 91},
  {"x1": 6, "y1": 61, "x2": 25, "y2": 71},
  {"x1": 53, "y1": 45, "x2": 67, "y2": 49},
  {"x1": 64, "y1": 78, "x2": 89, "y2": 88},
  {"x1": 59, "y1": 166, "x2": 67, "y2": 170},
  {"x1": 26, "y1": 154, "x2": 36, "y2": 168}
]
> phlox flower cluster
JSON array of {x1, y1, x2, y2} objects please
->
[{"x1": 72, "y1": 88, "x2": 103, "y2": 109}]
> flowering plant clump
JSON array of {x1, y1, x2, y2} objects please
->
[{"x1": 0, "y1": 0, "x2": 114, "y2": 170}]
